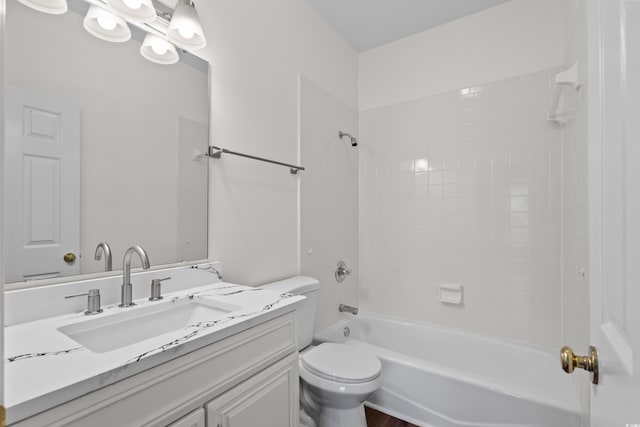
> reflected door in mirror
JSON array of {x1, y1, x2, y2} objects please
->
[{"x1": 4, "y1": 84, "x2": 81, "y2": 282}]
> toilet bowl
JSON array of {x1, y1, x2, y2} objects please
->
[
  {"x1": 258, "y1": 276, "x2": 382, "y2": 427},
  {"x1": 299, "y1": 343, "x2": 382, "y2": 427}
]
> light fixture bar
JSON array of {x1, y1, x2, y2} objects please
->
[{"x1": 69, "y1": 0, "x2": 207, "y2": 65}]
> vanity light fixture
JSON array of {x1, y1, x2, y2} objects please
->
[
  {"x1": 166, "y1": 0, "x2": 206, "y2": 50},
  {"x1": 106, "y1": 0, "x2": 156, "y2": 24},
  {"x1": 16, "y1": 0, "x2": 68, "y2": 14},
  {"x1": 140, "y1": 33, "x2": 179, "y2": 65},
  {"x1": 83, "y1": 5, "x2": 131, "y2": 43}
]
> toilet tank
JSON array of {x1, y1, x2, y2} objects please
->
[{"x1": 258, "y1": 276, "x2": 319, "y2": 350}]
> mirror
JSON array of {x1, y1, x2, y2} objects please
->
[{"x1": 4, "y1": 0, "x2": 209, "y2": 284}]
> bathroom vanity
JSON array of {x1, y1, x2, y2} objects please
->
[{"x1": 5, "y1": 268, "x2": 303, "y2": 426}]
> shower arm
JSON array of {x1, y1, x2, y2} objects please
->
[{"x1": 338, "y1": 131, "x2": 358, "y2": 146}]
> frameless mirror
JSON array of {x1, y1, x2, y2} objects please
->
[{"x1": 4, "y1": 0, "x2": 209, "y2": 285}]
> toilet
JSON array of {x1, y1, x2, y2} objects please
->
[{"x1": 259, "y1": 276, "x2": 382, "y2": 427}]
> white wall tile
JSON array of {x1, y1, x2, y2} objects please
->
[{"x1": 360, "y1": 68, "x2": 562, "y2": 347}]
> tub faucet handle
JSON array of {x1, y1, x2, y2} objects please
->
[{"x1": 335, "y1": 261, "x2": 352, "y2": 283}]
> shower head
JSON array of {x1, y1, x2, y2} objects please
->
[{"x1": 338, "y1": 131, "x2": 358, "y2": 147}]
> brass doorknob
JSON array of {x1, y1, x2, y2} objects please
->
[
  {"x1": 63, "y1": 253, "x2": 77, "y2": 263},
  {"x1": 560, "y1": 345, "x2": 599, "y2": 384}
]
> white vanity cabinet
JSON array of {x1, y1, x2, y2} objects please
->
[
  {"x1": 206, "y1": 354, "x2": 298, "y2": 427},
  {"x1": 167, "y1": 408, "x2": 205, "y2": 427},
  {"x1": 12, "y1": 312, "x2": 299, "y2": 427}
]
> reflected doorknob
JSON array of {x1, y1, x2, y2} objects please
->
[
  {"x1": 560, "y1": 345, "x2": 599, "y2": 384},
  {"x1": 63, "y1": 252, "x2": 77, "y2": 263}
]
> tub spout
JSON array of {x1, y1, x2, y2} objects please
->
[{"x1": 339, "y1": 304, "x2": 358, "y2": 315}]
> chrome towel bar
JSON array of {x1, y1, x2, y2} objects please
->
[{"x1": 207, "y1": 145, "x2": 305, "y2": 175}]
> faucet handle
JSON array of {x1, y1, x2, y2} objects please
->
[
  {"x1": 335, "y1": 261, "x2": 352, "y2": 283},
  {"x1": 149, "y1": 277, "x2": 171, "y2": 301},
  {"x1": 65, "y1": 289, "x2": 103, "y2": 316}
]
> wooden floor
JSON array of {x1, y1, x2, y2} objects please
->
[{"x1": 365, "y1": 407, "x2": 419, "y2": 427}]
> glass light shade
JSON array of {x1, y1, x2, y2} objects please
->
[
  {"x1": 16, "y1": 0, "x2": 67, "y2": 15},
  {"x1": 140, "y1": 34, "x2": 179, "y2": 65},
  {"x1": 167, "y1": 0, "x2": 206, "y2": 50},
  {"x1": 83, "y1": 5, "x2": 131, "y2": 43},
  {"x1": 106, "y1": 0, "x2": 156, "y2": 24}
]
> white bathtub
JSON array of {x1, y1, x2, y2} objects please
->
[{"x1": 314, "y1": 313, "x2": 581, "y2": 427}]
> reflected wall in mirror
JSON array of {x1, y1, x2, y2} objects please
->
[{"x1": 4, "y1": 0, "x2": 209, "y2": 284}]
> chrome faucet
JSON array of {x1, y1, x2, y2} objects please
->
[
  {"x1": 120, "y1": 245, "x2": 150, "y2": 307},
  {"x1": 94, "y1": 242, "x2": 113, "y2": 271},
  {"x1": 339, "y1": 304, "x2": 358, "y2": 315}
]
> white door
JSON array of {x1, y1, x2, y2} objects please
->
[
  {"x1": 588, "y1": 0, "x2": 640, "y2": 424},
  {"x1": 4, "y1": 85, "x2": 80, "y2": 282}
]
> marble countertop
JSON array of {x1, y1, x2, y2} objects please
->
[{"x1": 5, "y1": 281, "x2": 304, "y2": 424}]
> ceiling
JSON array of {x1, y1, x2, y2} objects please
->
[{"x1": 306, "y1": 0, "x2": 511, "y2": 52}]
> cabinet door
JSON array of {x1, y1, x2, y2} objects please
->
[
  {"x1": 167, "y1": 408, "x2": 205, "y2": 427},
  {"x1": 206, "y1": 354, "x2": 298, "y2": 427}
]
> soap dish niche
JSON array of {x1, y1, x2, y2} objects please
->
[{"x1": 439, "y1": 283, "x2": 463, "y2": 305}]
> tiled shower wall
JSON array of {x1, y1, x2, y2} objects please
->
[{"x1": 360, "y1": 68, "x2": 562, "y2": 347}]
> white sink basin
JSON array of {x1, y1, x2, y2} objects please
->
[{"x1": 58, "y1": 298, "x2": 241, "y2": 353}]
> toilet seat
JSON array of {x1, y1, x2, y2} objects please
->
[
  {"x1": 298, "y1": 343, "x2": 383, "y2": 415},
  {"x1": 301, "y1": 343, "x2": 381, "y2": 384},
  {"x1": 299, "y1": 360, "x2": 383, "y2": 397}
]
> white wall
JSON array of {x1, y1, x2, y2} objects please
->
[
  {"x1": 300, "y1": 77, "x2": 359, "y2": 331},
  {"x1": 359, "y1": 0, "x2": 568, "y2": 111},
  {"x1": 195, "y1": 0, "x2": 358, "y2": 285}
]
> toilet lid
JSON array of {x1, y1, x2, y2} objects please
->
[{"x1": 301, "y1": 343, "x2": 381, "y2": 383}]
